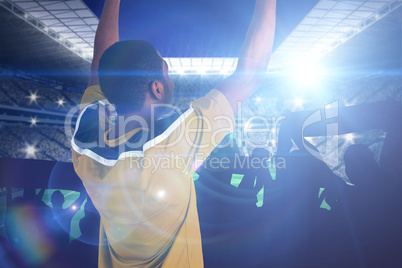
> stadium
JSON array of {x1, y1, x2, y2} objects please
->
[{"x1": 0, "y1": 0, "x2": 401, "y2": 267}]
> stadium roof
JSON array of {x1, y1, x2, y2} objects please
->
[
  {"x1": 7, "y1": 0, "x2": 96, "y2": 61},
  {"x1": 269, "y1": 0, "x2": 402, "y2": 70},
  {"x1": 0, "y1": 1, "x2": 91, "y2": 85},
  {"x1": 0, "y1": 0, "x2": 401, "y2": 77}
]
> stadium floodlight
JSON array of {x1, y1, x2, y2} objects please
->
[
  {"x1": 30, "y1": 117, "x2": 38, "y2": 127},
  {"x1": 292, "y1": 61, "x2": 323, "y2": 89},
  {"x1": 56, "y1": 98, "x2": 65, "y2": 107},
  {"x1": 165, "y1": 58, "x2": 238, "y2": 76},
  {"x1": 24, "y1": 144, "x2": 37, "y2": 158},
  {"x1": 27, "y1": 92, "x2": 39, "y2": 104},
  {"x1": 256, "y1": 97, "x2": 261, "y2": 103}
]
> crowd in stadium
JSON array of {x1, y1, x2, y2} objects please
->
[
  {"x1": 0, "y1": 68, "x2": 82, "y2": 113},
  {"x1": 0, "y1": 124, "x2": 71, "y2": 162}
]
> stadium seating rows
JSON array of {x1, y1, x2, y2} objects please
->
[
  {"x1": 0, "y1": 67, "x2": 400, "y2": 164},
  {"x1": 0, "y1": 124, "x2": 71, "y2": 162}
]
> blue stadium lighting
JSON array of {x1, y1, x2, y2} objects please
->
[
  {"x1": 24, "y1": 144, "x2": 37, "y2": 159},
  {"x1": 30, "y1": 117, "x2": 38, "y2": 127},
  {"x1": 256, "y1": 97, "x2": 262, "y2": 103},
  {"x1": 27, "y1": 92, "x2": 39, "y2": 104},
  {"x1": 56, "y1": 98, "x2": 65, "y2": 107}
]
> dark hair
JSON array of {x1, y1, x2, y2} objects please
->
[{"x1": 98, "y1": 40, "x2": 165, "y2": 114}]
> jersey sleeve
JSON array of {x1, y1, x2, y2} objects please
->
[
  {"x1": 77, "y1": 85, "x2": 112, "y2": 132},
  {"x1": 81, "y1": 85, "x2": 106, "y2": 107},
  {"x1": 147, "y1": 89, "x2": 236, "y2": 174}
]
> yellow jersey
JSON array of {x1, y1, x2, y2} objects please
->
[{"x1": 71, "y1": 85, "x2": 235, "y2": 267}]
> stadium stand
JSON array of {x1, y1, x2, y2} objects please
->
[
  {"x1": 0, "y1": 69, "x2": 82, "y2": 113},
  {"x1": 0, "y1": 65, "x2": 400, "y2": 166},
  {"x1": 0, "y1": 124, "x2": 70, "y2": 161}
]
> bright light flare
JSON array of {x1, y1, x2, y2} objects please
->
[
  {"x1": 27, "y1": 92, "x2": 39, "y2": 104},
  {"x1": 30, "y1": 117, "x2": 38, "y2": 127},
  {"x1": 56, "y1": 98, "x2": 65, "y2": 107},
  {"x1": 24, "y1": 144, "x2": 37, "y2": 158},
  {"x1": 157, "y1": 190, "x2": 166, "y2": 199},
  {"x1": 291, "y1": 61, "x2": 324, "y2": 89}
]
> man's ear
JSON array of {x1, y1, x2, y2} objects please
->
[{"x1": 150, "y1": 81, "x2": 165, "y2": 101}]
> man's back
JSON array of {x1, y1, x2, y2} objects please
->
[{"x1": 72, "y1": 86, "x2": 235, "y2": 267}]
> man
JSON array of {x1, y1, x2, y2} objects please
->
[{"x1": 71, "y1": 0, "x2": 276, "y2": 267}]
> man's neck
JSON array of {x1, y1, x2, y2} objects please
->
[{"x1": 117, "y1": 109, "x2": 152, "y2": 133}]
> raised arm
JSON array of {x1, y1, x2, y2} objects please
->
[
  {"x1": 216, "y1": 0, "x2": 276, "y2": 113},
  {"x1": 88, "y1": 0, "x2": 121, "y2": 87}
]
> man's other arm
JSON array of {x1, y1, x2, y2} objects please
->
[
  {"x1": 88, "y1": 0, "x2": 121, "y2": 87},
  {"x1": 216, "y1": 0, "x2": 276, "y2": 114}
]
